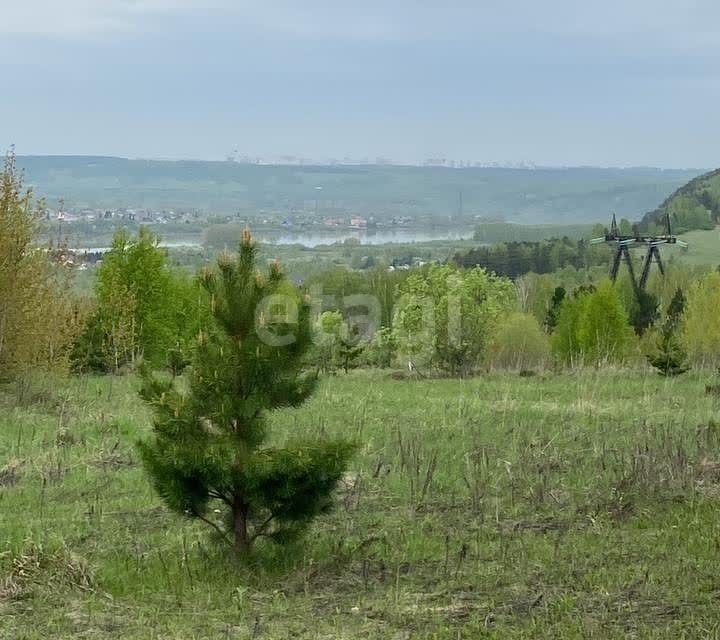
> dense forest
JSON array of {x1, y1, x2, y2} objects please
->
[{"x1": 452, "y1": 237, "x2": 610, "y2": 278}]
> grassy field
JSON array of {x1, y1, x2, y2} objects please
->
[
  {"x1": 676, "y1": 229, "x2": 720, "y2": 266},
  {"x1": 2, "y1": 369, "x2": 720, "y2": 638}
]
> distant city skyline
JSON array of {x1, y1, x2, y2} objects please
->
[
  {"x1": 2, "y1": 1, "x2": 720, "y2": 169},
  {"x1": 16, "y1": 152, "x2": 711, "y2": 172}
]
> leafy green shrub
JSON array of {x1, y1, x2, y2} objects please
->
[
  {"x1": 362, "y1": 326, "x2": 397, "y2": 368},
  {"x1": 682, "y1": 272, "x2": 720, "y2": 366},
  {"x1": 552, "y1": 281, "x2": 635, "y2": 365},
  {"x1": 392, "y1": 264, "x2": 515, "y2": 376},
  {"x1": 71, "y1": 228, "x2": 208, "y2": 374},
  {"x1": 487, "y1": 312, "x2": 550, "y2": 370}
]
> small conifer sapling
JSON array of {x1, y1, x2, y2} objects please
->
[{"x1": 138, "y1": 230, "x2": 356, "y2": 555}]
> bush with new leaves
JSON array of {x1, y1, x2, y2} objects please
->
[
  {"x1": 552, "y1": 281, "x2": 635, "y2": 366},
  {"x1": 71, "y1": 227, "x2": 207, "y2": 374},
  {"x1": 392, "y1": 264, "x2": 515, "y2": 376},
  {"x1": 312, "y1": 310, "x2": 364, "y2": 373},
  {"x1": 487, "y1": 312, "x2": 550, "y2": 370},
  {"x1": 682, "y1": 271, "x2": 720, "y2": 366},
  {"x1": 0, "y1": 150, "x2": 81, "y2": 378}
]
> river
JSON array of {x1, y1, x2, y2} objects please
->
[
  {"x1": 254, "y1": 228, "x2": 475, "y2": 247},
  {"x1": 77, "y1": 228, "x2": 475, "y2": 252}
]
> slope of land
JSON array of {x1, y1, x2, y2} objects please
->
[
  {"x1": 17, "y1": 156, "x2": 701, "y2": 223},
  {"x1": 2, "y1": 370, "x2": 720, "y2": 638},
  {"x1": 640, "y1": 168, "x2": 720, "y2": 233}
]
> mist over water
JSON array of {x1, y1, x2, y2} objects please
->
[
  {"x1": 79, "y1": 230, "x2": 475, "y2": 251},
  {"x1": 257, "y1": 229, "x2": 475, "y2": 247}
]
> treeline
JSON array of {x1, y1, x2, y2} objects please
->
[
  {"x1": 301, "y1": 243, "x2": 720, "y2": 374},
  {"x1": 5, "y1": 146, "x2": 720, "y2": 384},
  {"x1": 472, "y1": 222, "x2": 594, "y2": 243},
  {"x1": 452, "y1": 237, "x2": 610, "y2": 279}
]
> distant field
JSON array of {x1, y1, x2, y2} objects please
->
[
  {"x1": 2, "y1": 369, "x2": 720, "y2": 638},
  {"x1": 676, "y1": 228, "x2": 720, "y2": 266},
  {"x1": 473, "y1": 222, "x2": 594, "y2": 243}
]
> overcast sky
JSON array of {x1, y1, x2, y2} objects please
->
[{"x1": 1, "y1": 1, "x2": 719, "y2": 167}]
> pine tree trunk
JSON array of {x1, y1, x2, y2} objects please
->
[{"x1": 232, "y1": 499, "x2": 251, "y2": 556}]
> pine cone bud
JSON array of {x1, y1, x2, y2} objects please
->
[{"x1": 217, "y1": 250, "x2": 234, "y2": 271}]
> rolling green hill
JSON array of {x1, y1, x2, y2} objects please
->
[
  {"x1": 640, "y1": 168, "x2": 720, "y2": 233},
  {"x1": 16, "y1": 156, "x2": 700, "y2": 223}
]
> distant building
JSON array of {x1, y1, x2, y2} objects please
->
[{"x1": 350, "y1": 216, "x2": 367, "y2": 229}]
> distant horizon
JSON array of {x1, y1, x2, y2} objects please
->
[
  {"x1": 11, "y1": 153, "x2": 712, "y2": 173},
  {"x1": 13, "y1": 155, "x2": 702, "y2": 224}
]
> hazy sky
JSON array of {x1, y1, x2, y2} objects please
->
[{"x1": 1, "y1": 1, "x2": 719, "y2": 167}]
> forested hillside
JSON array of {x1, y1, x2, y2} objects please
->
[
  {"x1": 640, "y1": 168, "x2": 720, "y2": 233},
  {"x1": 17, "y1": 156, "x2": 700, "y2": 223}
]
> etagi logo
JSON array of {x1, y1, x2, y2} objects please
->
[
  {"x1": 254, "y1": 286, "x2": 382, "y2": 348},
  {"x1": 253, "y1": 278, "x2": 468, "y2": 349}
]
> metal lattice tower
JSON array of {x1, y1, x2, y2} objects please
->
[{"x1": 590, "y1": 213, "x2": 687, "y2": 295}]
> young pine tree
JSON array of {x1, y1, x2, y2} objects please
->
[
  {"x1": 313, "y1": 310, "x2": 365, "y2": 373},
  {"x1": 337, "y1": 324, "x2": 364, "y2": 373},
  {"x1": 138, "y1": 231, "x2": 356, "y2": 556},
  {"x1": 544, "y1": 286, "x2": 566, "y2": 333},
  {"x1": 314, "y1": 310, "x2": 345, "y2": 373},
  {"x1": 648, "y1": 288, "x2": 689, "y2": 376},
  {"x1": 629, "y1": 290, "x2": 659, "y2": 336}
]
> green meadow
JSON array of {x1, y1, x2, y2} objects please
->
[
  {"x1": 677, "y1": 229, "x2": 720, "y2": 267},
  {"x1": 2, "y1": 369, "x2": 720, "y2": 639}
]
